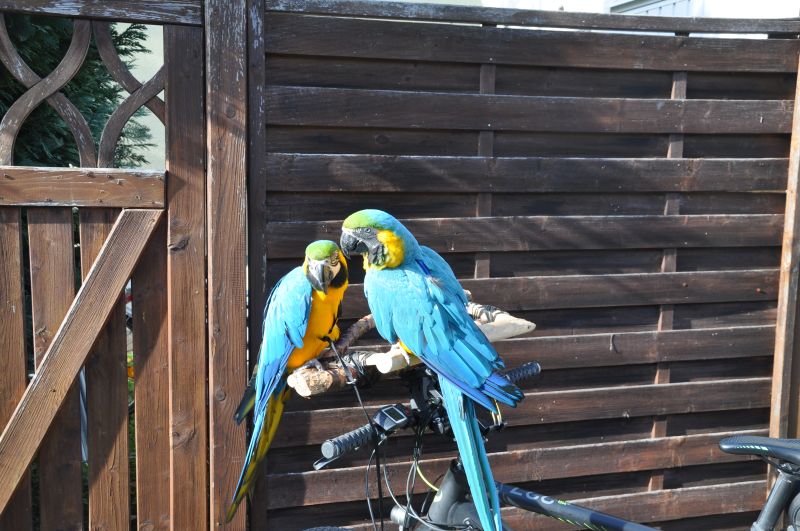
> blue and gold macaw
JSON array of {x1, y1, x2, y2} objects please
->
[
  {"x1": 226, "y1": 240, "x2": 348, "y2": 521},
  {"x1": 340, "y1": 210, "x2": 522, "y2": 531}
]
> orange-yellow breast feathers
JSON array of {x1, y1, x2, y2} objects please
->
[{"x1": 286, "y1": 273, "x2": 347, "y2": 371}]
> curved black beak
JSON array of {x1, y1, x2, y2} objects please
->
[
  {"x1": 340, "y1": 230, "x2": 368, "y2": 259},
  {"x1": 307, "y1": 261, "x2": 331, "y2": 294}
]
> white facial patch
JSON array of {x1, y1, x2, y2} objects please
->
[{"x1": 330, "y1": 257, "x2": 342, "y2": 277}]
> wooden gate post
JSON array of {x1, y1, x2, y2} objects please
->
[
  {"x1": 206, "y1": 0, "x2": 249, "y2": 528},
  {"x1": 770, "y1": 54, "x2": 800, "y2": 441},
  {"x1": 164, "y1": 24, "x2": 209, "y2": 531}
]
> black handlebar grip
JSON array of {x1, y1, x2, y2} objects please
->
[
  {"x1": 321, "y1": 422, "x2": 373, "y2": 459},
  {"x1": 505, "y1": 361, "x2": 541, "y2": 385}
]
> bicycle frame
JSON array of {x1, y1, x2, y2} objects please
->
[
  {"x1": 396, "y1": 460, "x2": 656, "y2": 531},
  {"x1": 398, "y1": 459, "x2": 800, "y2": 531},
  {"x1": 497, "y1": 482, "x2": 655, "y2": 531}
]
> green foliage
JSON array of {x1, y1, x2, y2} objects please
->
[{"x1": 0, "y1": 16, "x2": 154, "y2": 167}]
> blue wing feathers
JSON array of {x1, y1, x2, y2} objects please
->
[
  {"x1": 363, "y1": 244, "x2": 523, "y2": 531},
  {"x1": 230, "y1": 266, "x2": 312, "y2": 510}
]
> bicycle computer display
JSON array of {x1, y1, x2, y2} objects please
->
[{"x1": 373, "y1": 404, "x2": 411, "y2": 433}]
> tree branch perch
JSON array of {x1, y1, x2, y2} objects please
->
[{"x1": 286, "y1": 302, "x2": 535, "y2": 397}]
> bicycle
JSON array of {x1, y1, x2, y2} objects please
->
[{"x1": 308, "y1": 362, "x2": 800, "y2": 531}]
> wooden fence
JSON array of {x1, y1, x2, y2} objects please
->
[{"x1": 2, "y1": 0, "x2": 800, "y2": 530}]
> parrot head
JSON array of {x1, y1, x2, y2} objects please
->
[
  {"x1": 303, "y1": 240, "x2": 347, "y2": 294},
  {"x1": 340, "y1": 209, "x2": 416, "y2": 270}
]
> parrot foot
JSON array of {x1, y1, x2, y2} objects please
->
[{"x1": 299, "y1": 358, "x2": 326, "y2": 372}]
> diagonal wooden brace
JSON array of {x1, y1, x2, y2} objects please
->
[{"x1": 0, "y1": 208, "x2": 162, "y2": 513}]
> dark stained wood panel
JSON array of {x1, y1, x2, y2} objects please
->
[
  {"x1": 248, "y1": 1, "x2": 271, "y2": 528},
  {"x1": 266, "y1": 192, "x2": 477, "y2": 222},
  {"x1": 265, "y1": 215, "x2": 784, "y2": 258},
  {"x1": 687, "y1": 72, "x2": 796, "y2": 101},
  {"x1": 267, "y1": 55, "x2": 479, "y2": 92},
  {"x1": 265, "y1": 429, "x2": 762, "y2": 508},
  {"x1": 257, "y1": 2, "x2": 795, "y2": 526},
  {"x1": 683, "y1": 134, "x2": 790, "y2": 158},
  {"x1": 495, "y1": 132, "x2": 672, "y2": 157},
  {"x1": 267, "y1": 126, "x2": 481, "y2": 155},
  {"x1": 267, "y1": 0, "x2": 800, "y2": 34},
  {"x1": 493, "y1": 325, "x2": 774, "y2": 370},
  {"x1": 266, "y1": 86, "x2": 793, "y2": 134},
  {"x1": 495, "y1": 67, "x2": 673, "y2": 98},
  {"x1": 340, "y1": 270, "x2": 778, "y2": 318},
  {"x1": 266, "y1": 14, "x2": 800, "y2": 72},
  {"x1": 265, "y1": 155, "x2": 788, "y2": 193},
  {"x1": 271, "y1": 480, "x2": 764, "y2": 530},
  {"x1": 274, "y1": 378, "x2": 770, "y2": 448},
  {"x1": 504, "y1": 480, "x2": 765, "y2": 530}
]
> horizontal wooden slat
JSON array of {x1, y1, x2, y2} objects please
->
[
  {"x1": 352, "y1": 325, "x2": 774, "y2": 370},
  {"x1": 501, "y1": 480, "x2": 765, "y2": 530},
  {"x1": 0, "y1": 1, "x2": 202, "y2": 25},
  {"x1": 358, "y1": 481, "x2": 763, "y2": 530},
  {"x1": 266, "y1": 155, "x2": 788, "y2": 193},
  {"x1": 266, "y1": 429, "x2": 762, "y2": 509},
  {"x1": 274, "y1": 378, "x2": 770, "y2": 448},
  {"x1": 340, "y1": 270, "x2": 778, "y2": 318},
  {"x1": 499, "y1": 325, "x2": 774, "y2": 370},
  {"x1": 266, "y1": 14, "x2": 800, "y2": 72},
  {"x1": 266, "y1": 55, "x2": 480, "y2": 93},
  {"x1": 265, "y1": 214, "x2": 784, "y2": 258},
  {"x1": 267, "y1": 0, "x2": 800, "y2": 34},
  {"x1": 0, "y1": 166, "x2": 165, "y2": 207},
  {"x1": 266, "y1": 87, "x2": 793, "y2": 134}
]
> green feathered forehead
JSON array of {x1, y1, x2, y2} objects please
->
[
  {"x1": 342, "y1": 209, "x2": 396, "y2": 230},
  {"x1": 305, "y1": 240, "x2": 340, "y2": 261}
]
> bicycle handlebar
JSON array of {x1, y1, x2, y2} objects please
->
[
  {"x1": 321, "y1": 423, "x2": 374, "y2": 459},
  {"x1": 315, "y1": 361, "x2": 541, "y2": 469}
]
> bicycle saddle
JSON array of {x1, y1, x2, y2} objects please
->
[{"x1": 719, "y1": 435, "x2": 800, "y2": 465}]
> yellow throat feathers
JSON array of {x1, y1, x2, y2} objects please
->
[{"x1": 365, "y1": 230, "x2": 405, "y2": 270}]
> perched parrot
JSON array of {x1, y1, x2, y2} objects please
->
[
  {"x1": 340, "y1": 210, "x2": 522, "y2": 531},
  {"x1": 226, "y1": 240, "x2": 349, "y2": 521}
]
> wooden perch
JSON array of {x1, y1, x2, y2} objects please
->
[{"x1": 286, "y1": 302, "x2": 535, "y2": 397}]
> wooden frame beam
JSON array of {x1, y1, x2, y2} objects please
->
[
  {"x1": 0, "y1": 208, "x2": 162, "y2": 513},
  {"x1": 0, "y1": 166, "x2": 165, "y2": 208},
  {"x1": 771, "y1": 54, "x2": 800, "y2": 440},
  {"x1": 164, "y1": 25, "x2": 208, "y2": 531},
  {"x1": 206, "y1": 0, "x2": 248, "y2": 527},
  {"x1": 0, "y1": 1, "x2": 202, "y2": 26},
  {"x1": 267, "y1": 0, "x2": 800, "y2": 34}
]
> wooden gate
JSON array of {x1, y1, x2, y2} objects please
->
[{"x1": 0, "y1": 5, "x2": 218, "y2": 531}]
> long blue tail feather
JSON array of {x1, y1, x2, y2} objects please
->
[
  {"x1": 440, "y1": 378, "x2": 502, "y2": 531},
  {"x1": 481, "y1": 372, "x2": 523, "y2": 407}
]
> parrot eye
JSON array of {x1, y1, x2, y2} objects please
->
[{"x1": 330, "y1": 253, "x2": 339, "y2": 266}]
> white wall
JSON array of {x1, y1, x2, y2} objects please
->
[
  {"x1": 608, "y1": 0, "x2": 799, "y2": 17},
  {"x1": 483, "y1": 0, "x2": 800, "y2": 16}
]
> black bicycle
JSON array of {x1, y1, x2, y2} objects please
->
[{"x1": 309, "y1": 362, "x2": 800, "y2": 531}]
